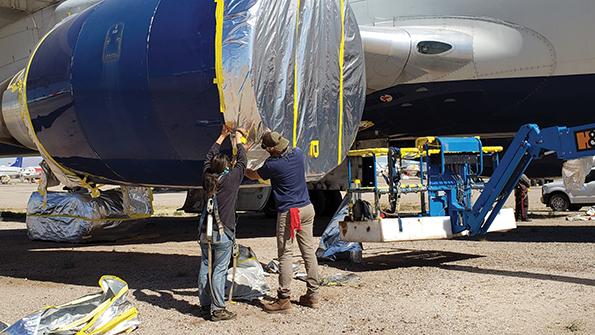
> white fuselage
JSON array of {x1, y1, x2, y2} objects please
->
[{"x1": 352, "y1": 0, "x2": 595, "y2": 92}]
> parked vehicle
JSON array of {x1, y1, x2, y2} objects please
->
[{"x1": 541, "y1": 168, "x2": 595, "y2": 211}]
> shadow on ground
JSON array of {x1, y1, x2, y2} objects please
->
[
  {"x1": 0, "y1": 213, "x2": 329, "y2": 249},
  {"x1": 1, "y1": 215, "x2": 594, "y2": 315},
  {"x1": 0, "y1": 214, "x2": 329, "y2": 315},
  {"x1": 324, "y1": 247, "x2": 595, "y2": 288},
  {"x1": 323, "y1": 248, "x2": 483, "y2": 273},
  {"x1": 468, "y1": 225, "x2": 595, "y2": 243}
]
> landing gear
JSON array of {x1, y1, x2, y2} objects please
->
[{"x1": 309, "y1": 190, "x2": 343, "y2": 217}]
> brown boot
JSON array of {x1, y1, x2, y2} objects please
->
[
  {"x1": 263, "y1": 297, "x2": 292, "y2": 314},
  {"x1": 298, "y1": 292, "x2": 320, "y2": 309}
]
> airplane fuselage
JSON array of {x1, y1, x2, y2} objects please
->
[
  {"x1": 353, "y1": 0, "x2": 595, "y2": 140},
  {"x1": 0, "y1": 0, "x2": 593, "y2": 184}
]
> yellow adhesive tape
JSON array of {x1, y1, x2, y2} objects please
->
[
  {"x1": 293, "y1": 0, "x2": 301, "y2": 147},
  {"x1": 214, "y1": 0, "x2": 226, "y2": 114},
  {"x1": 337, "y1": 0, "x2": 346, "y2": 164}
]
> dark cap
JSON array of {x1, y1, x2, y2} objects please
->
[{"x1": 261, "y1": 131, "x2": 289, "y2": 153}]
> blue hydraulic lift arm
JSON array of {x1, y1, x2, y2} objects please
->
[{"x1": 462, "y1": 123, "x2": 595, "y2": 236}]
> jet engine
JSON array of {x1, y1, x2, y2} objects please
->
[{"x1": 0, "y1": 0, "x2": 366, "y2": 187}]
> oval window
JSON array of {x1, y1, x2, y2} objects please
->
[{"x1": 417, "y1": 41, "x2": 452, "y2": 55}]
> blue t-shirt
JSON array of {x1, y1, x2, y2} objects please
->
[{"x1": 258, "y1": 147, "x2": 311, "y2": 212}]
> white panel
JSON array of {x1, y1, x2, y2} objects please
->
[{"x1": 340, "y1": 208, "x2": 517, "y2": 242}]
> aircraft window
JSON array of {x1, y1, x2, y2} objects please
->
[{"x1": 417, "y1": 41, "x2": 452, "y2": 55}]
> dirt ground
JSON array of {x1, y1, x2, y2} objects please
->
[{"x1": 0, "y1": 183, "x2": 593, "y2": 334}]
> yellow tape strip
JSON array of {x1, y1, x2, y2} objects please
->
[
  {"x1": 77, "y1": 275, "x2": 131, "y2": 335},
  {"x1": 86, "y1": 307, "x2": 138, "y2": 335},
  {"x1": 214, "y1": 0, "x2": 226, "y2": 113},
  {"x1": 292, "y1": 0, "x2": 301, "y2": 147},
  {"x1": 337, "y1": 0, "x2": 346, "y2": 163}
]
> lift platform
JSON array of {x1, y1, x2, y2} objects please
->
[{"x1": 340, "y1": 123, "x2": 595, "y2": 242}]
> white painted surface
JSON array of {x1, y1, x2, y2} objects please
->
[{"x1": 340, "y1": 208, "x2": 517, "y2": 242}]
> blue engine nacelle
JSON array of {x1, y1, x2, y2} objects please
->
[{"x1": 26, "y1": 0, "x2": 220, "y2": 186}]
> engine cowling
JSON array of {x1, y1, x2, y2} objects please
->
[{"x1": 21, "y1": 0, "x2": 366, "y2": 187}]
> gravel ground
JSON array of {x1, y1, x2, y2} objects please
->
[{"x1": 0, "y1": 184, "x2": 594, "y2": 334}]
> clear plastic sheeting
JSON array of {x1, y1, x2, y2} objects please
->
[
  {"x1": 218, "y1": 0, "x2": 366, "y2": 180},
  {"x1": 224, "y1": 245, "x2": 270, "y2": 301},
  {"x1": 316, "y1": 195, "x2": 363, "y2": 262},
  {"x1": 562, "y1": 157, "x2": 595, "y2": 192},
  {"x1": 1, "y1": 276, "x2": 139, "y2": 335},
  {"x1": 121, "y1": 186, "x2": 154, "y2": 217},
  {"x1": 26, "y1": 188, "x2": 153, "y2": 243}
]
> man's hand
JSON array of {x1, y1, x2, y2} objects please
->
[
  {"x1": 216, "y1": 125, "x2": 232, "y2": 144},
  {"x1": 245, "y1": 169, "x2": 261, "y2": 181},
  {"x1": 234, "y1": 129, "x2": 245, "y2": 146}
]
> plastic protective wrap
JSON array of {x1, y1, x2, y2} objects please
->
[
  {"x1": 225, "y1": 245, "x2": 269, "y2": 301},
  {"x1": 316, "y1": 194, "x2": 362, "y2": 262},
  {"x1": 1, "y1": 276, "x2": 139, "y2": 335},
  {"x1": 218, "y1": 0, "x2": 366, "y2": 180},
  {"x1": 562, "y1": 157, "x2": 595, "y2": 192},
  {"x1": 26, "y1": 187, "x2": 153, "y2": 243}
]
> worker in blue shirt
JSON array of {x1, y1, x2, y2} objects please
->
[{"x1": 246, "y1": 131, "x2": 320, "y2": 313}]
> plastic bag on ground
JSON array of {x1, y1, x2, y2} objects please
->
[
  {"x1": 562, "y1": 157, "x2": 595, "y2": 192},
  {"x1": 263, "y1": 260, "x2": 301, "y2": 276},
  {"x1": 316, "y1": 195, "x2": 363, "y2": 262},
  {"x1": 320, "y1": 273, "x2": 360, "y2": 287},
  {"x1": 1, "y1": 276, "x2": 139, "y2": 335},
  {"x1": 26, "y1": 188, "x2": 152, "y2": 243},
  {"x1": 225, "y1": 245, "x2": 270, "y2": 301}
]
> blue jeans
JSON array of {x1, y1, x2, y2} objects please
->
[{"x1": 198, "y1": 230, "x2": 233, "y2": 312}]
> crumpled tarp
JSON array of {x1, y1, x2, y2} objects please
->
[
  {"x1": 1, "y1": 276, "x2": 139, "y2": 335},
  {"x1": 562, "y1": 157, "x2": 595, "y2": 192},
  {"x1": 566, "y1": 206, "x2": 595, "y2": 221},
  {"x1": 26, "y1": 187, "x2": 153, "y2": 243},
  {"x1": 320, "y1": 273, "x2": 360, "y2": 287},
  {"x1": 316, "y1": 195, "x2": 363, "y2": 262},
  {"x1": 217, "y1": 0, "x2": 366, "y2": 180},
  {"x1": 225, "y1": 245, "x2": 269, "y2": 301}
]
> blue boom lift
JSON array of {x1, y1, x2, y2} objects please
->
[{"x1": 340, "y1": 123, "x2": 595, "y2": 242}]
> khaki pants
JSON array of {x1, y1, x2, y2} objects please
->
[{"x1": 276, "y1": 203, "x2": 319, "y2": 298}]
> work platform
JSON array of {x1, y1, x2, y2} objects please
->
[{"x1": 340, "y1": 123, "x2": 595, "y2": 243}]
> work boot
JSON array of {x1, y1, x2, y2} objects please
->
[
  {"x1": 298, "y1": 292, "x2": 320, "y2": 309},
  {"x1": 211, "y1": 309, "x2": 236, "y2": 322},
  {"x1": 263, "y1": 297, "x2": 292, "y2": 314}
]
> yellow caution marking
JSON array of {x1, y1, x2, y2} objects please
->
[
  {"x1": 309, "y1": 140, "x2": 320, "y2": 158},
  {"x1": 337, "y1": 0, "x2": 346, "y2": 164},
  {"x1": 214, "y1": 0, "x2": 226, "y2": 113},
  {"x1": 293, "y1": 0, "x2": 301, "y2": 147}
]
